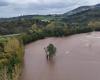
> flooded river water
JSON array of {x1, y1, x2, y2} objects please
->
[{"x1": 21, "y1": 32, "x2": 100, "y2": 80}]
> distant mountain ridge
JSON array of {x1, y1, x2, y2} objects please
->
[
  {"x1": 62, "y1": 3, "x2": 100, "y2": 24},
  {"x1": 63, "y1": 3, "x2": 100, "y2": 17},
  {"x1": 0, "y1": 3, "x2": 100, "y2": 22},
  {"x1": 63, "y1": 6, "x2": 90, "y2": 16}
]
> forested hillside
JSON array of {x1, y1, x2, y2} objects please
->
[
  {"x1": 62, "y1": 3, "x2": 100, "y2": 28},
  {"x1": 0, "y1": 4, "x2": 100, "y2": 36},
  {"x1": 0, "y1": 18, "x2": 48, "y2": 35}
]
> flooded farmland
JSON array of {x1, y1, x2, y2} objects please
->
[{"x1": 21, "y1": 32, "x2": 100, "y2": 80}]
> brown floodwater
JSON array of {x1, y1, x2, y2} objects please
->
[{"x1": 21, "y1": 32, "x2": 100, "y2": 80}]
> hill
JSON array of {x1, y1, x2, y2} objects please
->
[
  {"x1": 0, "y1": 3, "x2": 100, "y2": 35},
  {"x1": 62, "y1": 4, "x2": 100, "y2": 26}
]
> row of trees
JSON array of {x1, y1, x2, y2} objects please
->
[
  {"x1": 0, "y1": 16, "x2": 100, "y2": 37},
  {"x1": 21, "y1": 21, "x2": 98, "y2": 44}
]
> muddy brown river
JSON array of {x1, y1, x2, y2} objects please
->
[{"x1": 21, "y1": 32, "x2": 100, "y2": 80}]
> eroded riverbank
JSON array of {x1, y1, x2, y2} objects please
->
[{"x1": 21, "y1": 32, "x2": 100, "y2": 80}]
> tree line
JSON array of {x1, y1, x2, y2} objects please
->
[{"x1": 21, "y1": 21, "x2": 97, "y2": 44}]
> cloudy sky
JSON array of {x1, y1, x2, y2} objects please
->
[{"x1": 0, "y1": 0, "x2": 100, "y2": 18}]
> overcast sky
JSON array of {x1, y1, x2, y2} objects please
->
[{"x1": 0, "y1": 0, "x2": 100, "y2": 18}]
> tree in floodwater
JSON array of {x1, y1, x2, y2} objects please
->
[{"x1": 44, "y1": 44, "x2": 56, "y2": 59}]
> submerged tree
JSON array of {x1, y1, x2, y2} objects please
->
[{"x1": 44, "y1": 44, "x2": 56, "y2": 59}]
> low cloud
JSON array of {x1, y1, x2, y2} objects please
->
[
  {"x1": 0, "y1": 1, "x2": 9, "y2": 6},
  {"x1": 14, "y1": 2, "x2": 69, "y2": 10}
]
